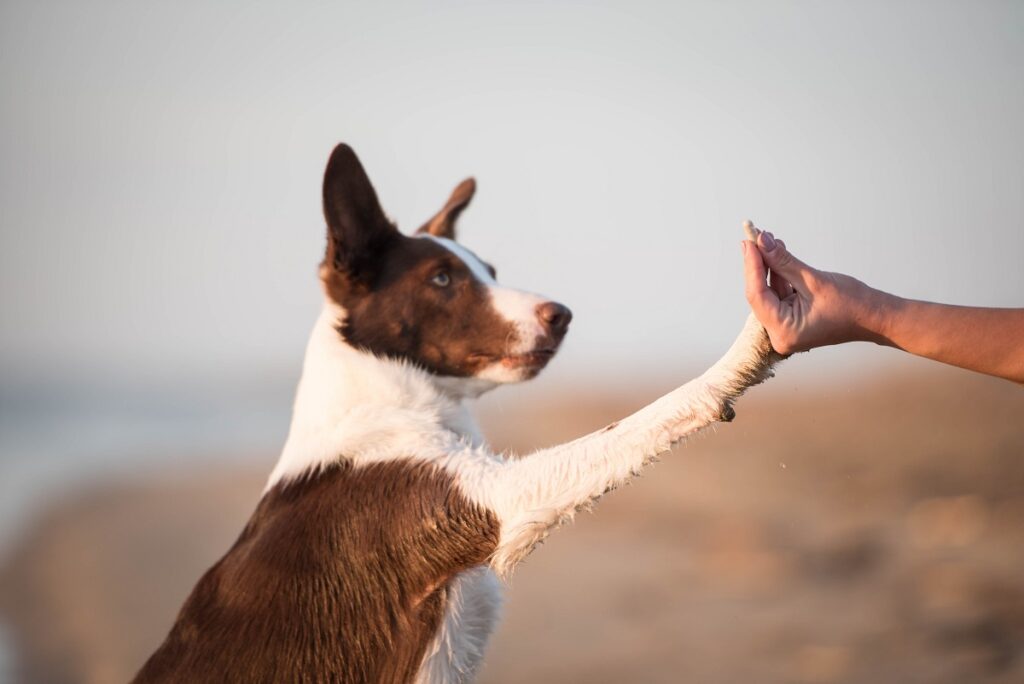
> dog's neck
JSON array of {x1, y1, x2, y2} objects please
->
[{"x1": 266, "y1": 303, "x2": 493, "y2": 491}]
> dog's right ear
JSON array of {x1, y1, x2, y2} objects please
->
[
  {"x1": 416, "y1": 178, "x2": 476, "y2": 240},
  {"x1": 322, "y1": 143, "x2": 396, "y2": 280}
]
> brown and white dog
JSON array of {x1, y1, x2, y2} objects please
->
[{"x1": 134, "y1": 144, "x2": 781, "y2": 683}]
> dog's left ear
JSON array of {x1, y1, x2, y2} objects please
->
[
  {"x1": 322, "y1": 143, "x2": 397, "y2": 280},
  {"x1": 416, "y1": 178, "x2": 476, "y2": 240}
]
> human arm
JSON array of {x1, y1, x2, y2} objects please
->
[{"x1": 740, "y1": 222, "x2": 1024, "y2": 384}]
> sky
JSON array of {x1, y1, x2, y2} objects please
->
[{"x1": 2, "y1": 0, "x2": 1022, "y2": 383}]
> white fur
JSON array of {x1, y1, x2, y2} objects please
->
[
  {"x1": 427, "y1": 235, "x2": 550, "y2": 363},
  {"x1": 425, "y1": 236, "x2": 495, "y2": 285},
  {"x1": 266, "y1": 299, "x2": 507, "y2": 681},
  {"x1": 465, "y1": 313, "x2": 778, "y2": 575},
  {"x1": 415, "y1": 566, "x2": 504, "y2": 684},
  {"x1": 266, "y1": 302, "x2": 486, "y2": 491},
  {"x1": 267, "y1": 272, "x2": 778, "y2": 681}
]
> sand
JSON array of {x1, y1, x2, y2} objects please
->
[{"x1": 3, "y1": 366, "x2": 1024, "y2": 683}]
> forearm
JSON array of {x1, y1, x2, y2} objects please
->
[{"x1": 868, "y1": 290, "x2": 1024, "y2": 383}]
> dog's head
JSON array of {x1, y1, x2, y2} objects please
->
[{"x1": 319, "y1": 143, "x2": 571, "y2": 390}]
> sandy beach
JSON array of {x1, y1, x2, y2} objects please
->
[{"x1": 3, "y1": 366, "x2": 1023, "y2": 683}]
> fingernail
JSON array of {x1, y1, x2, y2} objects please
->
[{"x1": 761, "y1": 232, "x2": 777, "y2": 251}]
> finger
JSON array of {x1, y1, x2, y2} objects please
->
[
  {"x1": 766, "y1": 237, "x2": 794, "y2": 298},
  {"x1": 742, "y1": 240, "x2": 781, "y2": 323},
  {"x1": 772, "y1": 240, "x2": 799, "y2": 298},
  {"x1": 755, "y1": 232, "x2": 813, "y2": 293},
  {"x1": 769, "y1": 268, "x2": 794, "y2": 299},
  {"x1": 742, "y1": 219, "x2": 761, "y2": 242}
]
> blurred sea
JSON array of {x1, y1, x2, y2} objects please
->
[
  {"x1": 0, "y1": 373, "x2": 296, "y2": 680},
  {"x1": 0, "y1": 374, "x2": 294, "y2": 552}
]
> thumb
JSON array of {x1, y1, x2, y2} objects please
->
[
  {"x1": 742, "y1": 240, "x2": 780, "y2": 323},
  {"x1": 757, "y1": 232, "x2": 812, "y2": 291}
]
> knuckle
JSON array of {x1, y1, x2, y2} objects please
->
[
  {"x1": 808, "y1": 271, "x2": 832, "y2": 295},
  {"x1": 773, "y1": 330, "x2": 798, "y2": 355},
  {"x1": 772, "y1": 251, "x2": 792, "y2": 269},
  {"x1": 774, "y1": 339, "x2": 795, "y2": 355}
]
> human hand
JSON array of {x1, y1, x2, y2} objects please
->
[{"x1": 741, "y1": 222, "x2": 887, "y2": 355}]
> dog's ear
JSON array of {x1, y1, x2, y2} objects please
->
[
  {"x1": 416, "y1": 177, "x2": 476, "y2": 240},
  {"x1": 322, "y1": 143, "x2": 396, "y2": 279}
]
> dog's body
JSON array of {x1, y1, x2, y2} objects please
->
[{"x1": 134, "y1": 144, "x2": 780, "y2": 683}]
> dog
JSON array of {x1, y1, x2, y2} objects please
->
[{"x1": 133, "y1": 144, "x2": 781, "y2": 683}]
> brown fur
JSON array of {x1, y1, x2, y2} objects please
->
[
  {"x1": 319, "y1": 144, "x2": 535, "y2": 378},
  {"x1": 133, "y1": 459, "x2": 500, "y2": 684},
  {"x1": 135, "y1": 144, "x2": 556, "y2": 683},
  {"x1": 322, "y1": 236, "x2": 522, "y2": 377},
  {"x1": 416, "y1": 178, "x2": 476, "y2": 240}
]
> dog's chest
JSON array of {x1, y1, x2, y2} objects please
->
[{"x1": 416, "y1": 565, "x2": 505, "y2": 684}]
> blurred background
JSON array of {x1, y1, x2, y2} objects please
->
[{"x1": 1, "y1": 1, "x2": 1022, "y2": 682}]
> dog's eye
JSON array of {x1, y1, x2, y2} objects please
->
[{"x1": 431, "y1": 271, "x2": 451, "y2": 287}]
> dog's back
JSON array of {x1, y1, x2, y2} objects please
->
[{"x1": 134, "y1": 459, "x2": 498, "y2": 683}]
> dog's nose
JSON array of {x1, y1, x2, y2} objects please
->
[{"x1": 536, "y1": 301, "x2": 572, "y2": 335}]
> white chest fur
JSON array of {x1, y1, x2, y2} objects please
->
[{"x1": 415, "y1": 566, "x2": 505, "y2": 684}]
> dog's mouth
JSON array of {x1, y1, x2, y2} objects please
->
[
  {"x1": 468, "y1": 345, "x2": 560, "y2": 372},
  {"x1": 498, "y1": 348, "x2": 557, "y2": 369}
]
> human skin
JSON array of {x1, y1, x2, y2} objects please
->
[{"x1": 740, "y1": 228, "x2": 1024, "y2": 384}]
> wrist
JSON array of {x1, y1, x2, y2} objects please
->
[{"x1": 853, "y1": 282, "x2": 901, "y2": 346}]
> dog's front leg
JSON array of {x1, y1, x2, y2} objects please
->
[{"x1": 481, "y1": 314, "x2": 781, "y2": 576}]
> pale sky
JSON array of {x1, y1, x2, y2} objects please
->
[{"x1": 2, "y1": 0, "x2": 1022, "y2": 382}]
